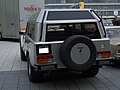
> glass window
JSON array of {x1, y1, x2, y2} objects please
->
[
  {"x1": 106, "y1": 29, "x2": 120, "y2": 38},
  {"x1": 118, "y1": 11, "x2": 120, "y2": 16},
  {"x1": 47, "y1": 11, "x2": 94, "y2": 20},
  {"x1": 46, "y1": 22, "x2": 101, "y2": 41},
  {"x1": 26, "y1": 23, "x2": 35, "y2": 40},
  {"x1": 26, "y1": 23, "x2": 30, "y2": 34},
  {"x1": 45, "y1": 0, "x2": 61, "y2": 4},
  {"x1": 66, "y1": 0, "x2": 81, "y2": 3}
]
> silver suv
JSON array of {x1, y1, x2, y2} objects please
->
[{"x1": 20, "y1": 9, "x2": 111, "y2": 82}]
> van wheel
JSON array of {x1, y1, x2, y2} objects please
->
[
  {"x1": 60, "y1": 35, "x2": 96, "y2": 71},
  {"x1": 27, "y1": 57, "x2": 43, "y2": 82},
  {"x1": 20, "y1": 45, "x2": 27, "y2": 61},
  {"x1": 82, "y1": 65, "x2": 99, "y2": 77}
]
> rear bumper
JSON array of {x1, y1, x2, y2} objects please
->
[
  {"x1": 34, "y1": 62, "x2": 58, "y2": 71},
  {"x1": 96, "y1": 60, "x2": 110, "y2": 65},
  {"x1": 114, "y1": 55, "x2": 120, "y2": 60},
  {"x1": 96, "y1": 58, "x2": 112, "y2": 65}
]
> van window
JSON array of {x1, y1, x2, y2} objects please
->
[{"x1": 46, "y1": 22, "x2": 101, "y2": 41}]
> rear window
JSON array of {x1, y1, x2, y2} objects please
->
[
  {"x1": 47, "y1": 11, "x2": 94, "y2": 20},
  {"x1": 46, "y1": 22, "x2": 101, "y2": 41}
]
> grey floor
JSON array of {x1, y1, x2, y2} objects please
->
[
  {"x1": 0, "y1": 41, "x2": 27, "y2": 71},
  {"x1": 0, "y1": 41, "x2": 120, "y2": 90}
]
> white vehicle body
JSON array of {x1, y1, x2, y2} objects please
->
[
  {"x1": 106, "y1": 27, "x2": 120, "y2": 64},
  {"x1": 20, "y1": 9, "x2": 111, "y2": 82}
]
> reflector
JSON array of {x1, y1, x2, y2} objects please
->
[
  {"x1": 97, "y1": 51, "x2": 111, "y2": 58},
  {"x1": 37, "y1": 55, "x2": 53, "y2": 64}
]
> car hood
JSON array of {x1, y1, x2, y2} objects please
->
[{"x1": 110, "y1": 38, "x2": 120, "y2": 46}]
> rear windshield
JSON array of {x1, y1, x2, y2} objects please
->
[{"x1": 46, "y1": 22, "x2": 101, "y2": 41}]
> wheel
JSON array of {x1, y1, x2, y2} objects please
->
[
  {"x1": 113, "y1": 60, "x2": 120, "y2": 65},
  {"x1": 0, "y1": 33, "x2": 2, "y2": 40},
  {"x1": 60, "y1": 35, "x2": 96, "y2": 71},
  {"x1": 20, "y1": 45, "x2": 27, "y2": 61},
  {"x1": 27, "y1": 56, "x2": 44, "y2": 82},
  {"x1": 82, "y1": 65, "x2": 99, "y2": 77}
]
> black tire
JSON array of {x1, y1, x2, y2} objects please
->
[
  {"x1": 27, "y1": 56, "x2": 44, "y2": 82},
  {"x1": 82, "y1": 65, "x2": 99, "y2": 77},
  {"x1": 113, "y1": 60, "x2": 120, "y2": 65},
  {"x1": 20, "y1": 45, "x2": 27, "y2": 61},
  {"x1": 0, "y1": 33, "x2": 2, "y2": 40},
  {"x1": 60, "y1": 35, "x2": 96, "y2": 72}
]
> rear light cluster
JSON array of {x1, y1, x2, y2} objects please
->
[
  {"x1": 36, "y1": 44, "x2": 53, "y2": 64},
  {"x1": 97, "y1": 51, "x2": 111, "y2": 58},
  {"x1": 37, "y1": 55, "x2": 53, "y2": 64}
]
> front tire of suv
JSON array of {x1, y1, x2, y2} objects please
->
[
  {"x1": 60, "y1": 35, "x2": 96, "y2": 72},
  {"x1": 113, "y1": 60, "x2": 120, "y2": 65},
  {"x1": 27, "y1": 56, "x2": 44, "y2": 82},
  {"x1": 82, "y1": 65, "x2": 99, "y2": 77},
  {"x1": 20, "y1": 45, "x2": 27, "y2": 61},
  {"x1": 0, "y1": 33, "x2": 2, "y2": 40}
]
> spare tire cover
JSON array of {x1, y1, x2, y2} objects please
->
[{"x1": 60, "y1": 35, "x2": 96, "y2": 71}]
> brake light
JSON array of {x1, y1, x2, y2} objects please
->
[
  {"x1": 97, "y1": 51, "x2": 111, "y2": 58},
  {"x1": 37, "y1": 54, "x2": 53, "y2": 64}
]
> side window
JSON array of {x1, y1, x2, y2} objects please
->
[
  {"x1": 29, "y1": 24, "x2": 35, "y2": 40},
  {"x1": 26, "y1": 23, "x2": 30, "y2": 34},
  {"x1": 84, "y1": 24, "x2": 96, "y2": 32},
  {"x1": 26, "y1": 23, "x2": 35, "y2": 40},
  {"x1": 83, "y1": 23, "x2": 101, "y2": 39}
]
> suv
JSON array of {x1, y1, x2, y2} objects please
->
[{"x1": 20, "y1": 9, "x2": 111, "y2": 82}]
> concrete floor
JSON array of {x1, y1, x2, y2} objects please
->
[
  {"x1": 0, "y1": 41, "x2": 27, "y2": 71},
  {"x1": 0, "y1": 41, "x2": 120, "y2": 90}
]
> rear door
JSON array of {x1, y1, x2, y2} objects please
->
[
  {"x1": 4, "y1": 0, "x2": 19, "y2": 38},
  {"x1": 0, "y1": 0, "x2": 19, "y2": 39}
]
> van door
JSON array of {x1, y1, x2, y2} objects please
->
[
  {"x1": 1, "y1": 0, "x2": 19, "y2": 39},
  {"x1": 5, "y1": 0, "x2": 19, "y2": 38}
]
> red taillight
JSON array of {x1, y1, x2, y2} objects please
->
[
  {"x1": 97, "y1": 51, "x2": 111, "y2": 58},
  {"x1": 37, "y1": 54, "x2": 53, "y2": 64}
]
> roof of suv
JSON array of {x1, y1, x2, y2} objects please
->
[{"x1": 28, "y1": 9, "x2": 100, "y2": 23}]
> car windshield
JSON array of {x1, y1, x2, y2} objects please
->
[
  {"x1": 106, "y1": 29, "x2": 120, "y2": 38},
  {"x1": 102, "y1": 19, "x2": 113, "y2": 26},
  {"x1": 102, "y1": 18, "x2": 120, "y2": 26}
]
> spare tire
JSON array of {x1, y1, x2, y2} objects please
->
[{"x1": 60, "y1": 35, "x2": 96, "y2": 71}]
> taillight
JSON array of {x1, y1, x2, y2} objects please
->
[
  {"x1": 37, "y1": 54, "x2": 53, "y2": 64},
  {"x1": 36, "y1": 44, "x2": 52, "y2": 64},
  {"x1": 97, "y1": 51, "x2": 111, "y2": 58}
]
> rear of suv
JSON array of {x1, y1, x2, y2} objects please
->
[{"x1": 20, "y1": 9, "x2": 111, "y2": 82}]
